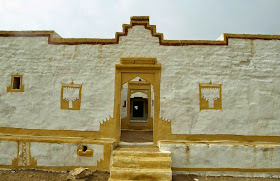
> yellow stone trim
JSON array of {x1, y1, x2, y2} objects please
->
[
  {"x1": 156, "y1": 118, "x2": 280, "y2": 143},
  {"x1": 1, "y1": 16, "x2": 279, "y2": 46},
  {"x1": 1, "y1": 121, "x2": 278, "y2": 143},
  {"x1": 172, "y1": 167, "x2": 280, "y2": 173},
  {"x1": 0, "y1": 134, "x2": 115, "y2": 144},
  {"x1": 78, "y1": 150, "x2": 93, "y2": 157},
  {"x1": 0, "y1": 116, "x2": 116, "y2": 139},
  {"x1": 12, "y1": 141, "x2": 37, "y2": 168},
  {"x1": 130, "y1": 16, "x2": 149, "y2": 21},
  {"x1": 77, "y1": 145, "x2": 94, "y2": 157},
  {"x1": 115, "y1": 57, "x2": 161, "y2": 144},
  {"x1": 129, "y1": 81, "x2": 150, "y2": 85},
  {"x1": 7, "y1": 74, "x2": 24, "y2": 92},
  {"x1": 121, "y1": 57, "x2": 157, "y2": 65}
]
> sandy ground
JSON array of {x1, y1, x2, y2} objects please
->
[
  {"x1": 0, "y1": 170, "x2": 109, "y2": 181},
  {"x1": 0, "y1": 170, "x2": 279, "y2": 181}
]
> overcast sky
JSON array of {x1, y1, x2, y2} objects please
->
[{"x1": 0, "y1": 0, "x2": 279, "y2": 40}]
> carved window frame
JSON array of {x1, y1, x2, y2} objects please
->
[
  {"x1": 7, "y1": 74, "x2": 24, "y2": 92},
  {"x1": 199, "y1": 81, "x2": 222, "y2": 110},
  {"x1": 61, "y1": 82, "x2": 82, "y2": 110}
]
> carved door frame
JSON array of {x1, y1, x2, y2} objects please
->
[{"x1": 114, "y1": 58, "x2": 161, "y2": 145}]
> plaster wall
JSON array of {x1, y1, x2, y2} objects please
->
[
  {"x1": 31, "y1": 142, "x2": 103, "y2": 166},
  {"x1": 159, "y1": 38, "x2": 280, "y2": 136},
  {"x1": 0, "y1": 140, "x2": 17, "y2": 165},
  {"x1": 0, "y1": 25, "x2": 280, "y2": 136},
  {"x1": 120, "y1": 83, "x2": 128, "y2": 119},
  {"x1": 159, "y1": 141, "x2": 280, "y2": 177},
  {"x1": 151, "y1": 84, "x2": 154, "y2": 118}
]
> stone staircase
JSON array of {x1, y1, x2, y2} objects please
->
[{"x1": 109, "y1": 146, "x2": 172, "y2": 181}]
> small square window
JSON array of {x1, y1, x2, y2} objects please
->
[{"x1": 7, "y1": 74, "x2": 24, "y2": 92}]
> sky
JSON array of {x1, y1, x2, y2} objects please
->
[{"x1": 0, "y1": 0, "x2": 280, "y2": 40}]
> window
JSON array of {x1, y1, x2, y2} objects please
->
[
  {"x1": 199, "y1": 81, "x2": 222, "y2": 110},
  {"x1": 61, "y1": 82, "x2": 82, "y2": 110},
  {"x1": 7, "y1": 74, "x2": 24, "y2": 92}
]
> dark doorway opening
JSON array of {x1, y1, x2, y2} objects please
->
[
  {"x1": 132, "y1": 100, "x2": 144, "y2": 117},
  {"x1": 130, "y1": 98, "x2": 148, "y2": 122},
  {"x1": 13, "y1": 77, "x2": 21, "y2": 89}
]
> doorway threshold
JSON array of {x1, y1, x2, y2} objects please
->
[
  {"x1": 120, "y1": 130, "x2": 153, "y2": 142},
  {"x1": 118, "y1": 141, "x2": 153, "y2": 146}
]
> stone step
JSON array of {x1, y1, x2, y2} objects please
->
[
  {"x1": 113, "y1": 150, "x2": 170, "y2": 157},
  {"x1": 108, "y1": 179, "x2": 135, "y2": 181},
  {"x1": 114, "y1": 146, "x2": 159, "y2": 151},
  {"x1": 112, "y1": 155, "x2": 171, "y2": 169},
  {"x1": 110, "y1": 167, "x2": 172, "y2": 180},
  {"x1": 109, "y1": 146, "x2": 172, "y2": 180},
  {"x1": 113, "y1": 146, "x2": 171, "y2": 157},
  {"x1": 118, "y1": 142, "x2": 153, "y2": 147}
]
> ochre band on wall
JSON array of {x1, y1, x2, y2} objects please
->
[
  {"x1": 0, "y1": 116, "x2": 117, "y2": 140},
  {"x1": 0, "y1": 16, "x2": 280, "y2": 46},
  {"x1": 0, "y1": 123, "x2": 279, "y2": 144},
  {"x1": 156, "y1": 119, "x2": 280, "y2": 143},
  {"x1": 0, "y1": 117, "x2": 279, "y2": 144}
]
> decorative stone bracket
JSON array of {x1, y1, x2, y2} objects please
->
[{"x1": 77, "y1": 145, "x2": 94, "y2": 157}]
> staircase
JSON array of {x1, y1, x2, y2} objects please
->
[{"x1": 109, "y1": 146, "x2": 172, "y2": 181}]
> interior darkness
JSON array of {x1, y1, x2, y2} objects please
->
[
  {"x1": 133, "y1": 100, "x2": 144, "y2": 117},
  {"x1": 13, "y1": 77, "x2": 20, "y2": 89},
  {"x1": 82, "y1": 145, "x2": 88, "y2": 152},
  {"x1": 130, "y1": 98, "x2": 148, "y2": 120}
]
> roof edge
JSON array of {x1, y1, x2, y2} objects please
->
[{"x1": 0, "y1": 16, "x2": 279, "y2": 46}]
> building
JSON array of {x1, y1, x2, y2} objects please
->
[{"x1": 0, "y1": 16, "x2": 279, "y2": 179}]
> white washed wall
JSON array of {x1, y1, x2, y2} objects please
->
[
  {"x1": 159, "y1": 141, "x2": 280, "y2": 177},
  {"x1": 0, "y1": 140, "x2": 17, "y2": 165},
  {"x1": 121, "y1": 83, "x2": 128, "y2": 119},
  {"x1": 0, "y1": 26, "x2": 279, "y2": 136},
  {"x1": 31, "y1": 142, "x2": 103, "y2": 166}
]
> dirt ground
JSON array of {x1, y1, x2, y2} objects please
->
[
  {"x1": 0, "y1": 170, "x2": 109, "y2": 181},
  {"x1": 0, "y1": 170, "x2": 279, "y2": 181},
  {"x1": 173, "y1": 174, "x2": 279, "y2": 181},
  {"x1": 120, "y1": 130, "x2": 153, "y2": 142}
]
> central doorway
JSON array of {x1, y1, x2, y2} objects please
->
[
  {"x1": 120, "y1": 77, "x2": 154, "y2": 142},
  {"x1": 114, "y1": 57, "x2": 161, "y2": 145}
]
